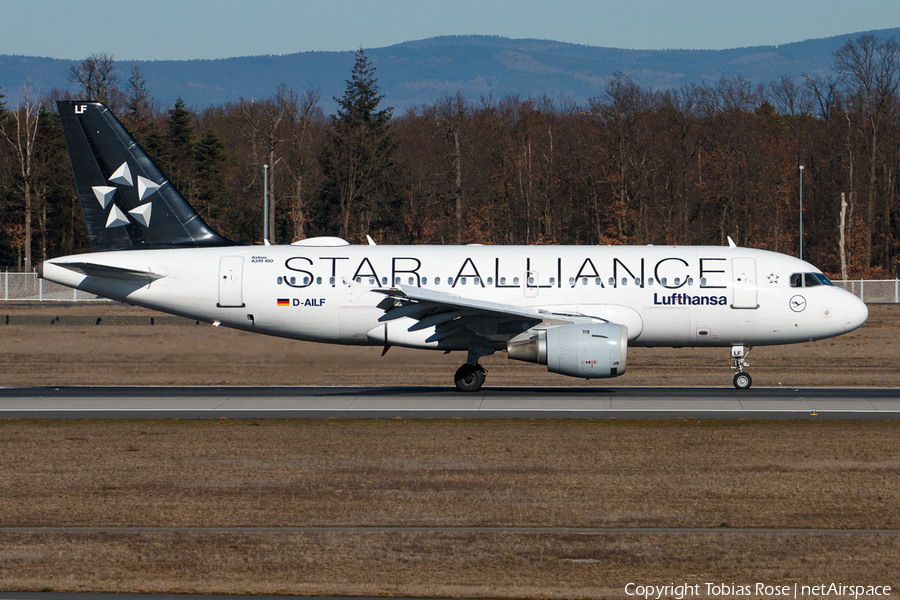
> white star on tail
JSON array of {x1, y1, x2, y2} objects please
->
[
  {"x1": 137, "y1": 176, "x2": 160, "y2": 200},
  {"x1": 105, "y1": 205, "x2": 129, "y2": 228},
  {"x1": 92, "y1": 186, "x2": 116, "y2": 209},
  {"x1": 109, "y1": 162, "x2": 133, "y2": 186},
  {"x1": 129, "y1": 203, "x2": 152, "y2": 227}
]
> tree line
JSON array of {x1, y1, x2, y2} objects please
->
[{"x1": 1, "y1": 36, "x2": 899, "y2": 278}]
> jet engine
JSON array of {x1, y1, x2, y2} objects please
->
[{"x1": 507, "y1": 323, "x2": 628, "y2": 378}]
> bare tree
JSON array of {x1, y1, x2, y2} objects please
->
[
  {"x1": 769, "y1": 76, "x2": 813, "y2": 117},
  {"x1": 833, "y1": 34, "x2": 900, "y2": 267},
  {"x1": 69, "y1": 53, "x2": 119, "y2": 106},
  {"x1": 240, "y1": 88, "x2": 288, "y2": 242},
  {"x1": 278, "y1": 87, "x2": 322, "y2": 241},
  {"x1": 428, "y1": 91, "x2": 468, "y2": 243},
  {"x1": 1, "y1": 84, "x2": 41, "y2": 271}
]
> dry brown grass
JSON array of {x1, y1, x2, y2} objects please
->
[
  {"x1": 0, "y1": 419, "x2": 899, "y2": 597},
  {"x1": 1, "y1": 303, "x2": 898, "y2": 388}
]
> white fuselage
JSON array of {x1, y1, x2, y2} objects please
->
[{"x1": 41, "y1": 243, "x2": 868, "y2": 352}]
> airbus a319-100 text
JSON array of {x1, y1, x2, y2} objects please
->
[{"x1": 39, "y1": 102, "x2": 868, "y2": 391}]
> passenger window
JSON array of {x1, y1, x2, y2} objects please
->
[
  {"x1": 595, "y1": 278, "x2": 602, "y2": 286},
  {"x1": 329, "y1": 276, "x2": 335, "y2": 285},
  {"x1": 316, "y1": 277, "x2": 322, "y2": 285},
  {"x1": 408, "y1": 276, "x2": 415, "y2": 285},
  {"x1": 487, "y1": 277, "x2": 494, "y2": 285},
  {"x1": 582, "y1": 277, "x2": 588, "y2": 286},
  {"x1": 648, "y1": 278, "x2": 654, "y2": 286},
  {"x1": 501, "y1": 277, "x2": 507, "y2": 285},
  {"x1": 474, "y1": 277, "x2": 480, "y2": 285},
  {"x1": 635, "y1": 278, "x2": 641, "y2": 286},
  {"x1": 621, "y1": 277, "x2": 627, "y2": 286},
  {"x1": 608, "y1": 277, "x2": 614, "y2": 286},
  {"x1": 304, "y1": 276, "x2": 311, "y2": 285},
  {"x1": 277, "y1": 277, "x2": 283, "y2": 284},
  {"x1": 687, "y1": 277, "x2": 693, "y2": 285},
  {"x1": 422, "y1": 277, "x2": 428, "y2": 285},
  {"x1": 528, "y1": 276, "x2": 535, "y2": 285},
  {"x1": 513, "y1": 277, "x2": 520, "y2": 285},
  {"x1": 548, "y1": 277, "x2": 554, "y2": 285},
  {"x1": 290, "y1": 277, "x2": 296, "y2": 285},
  {"x1": 568, "y1": 277, "x2": 575, "y2": 286},
  {"x1": 381, "y1": 277, "x2": 387, "y2": 285}
]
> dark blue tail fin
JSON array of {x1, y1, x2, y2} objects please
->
[{"x1": 57, "y1": 101, "x2": 236, "y2": 251}]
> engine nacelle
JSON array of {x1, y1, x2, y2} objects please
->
[{"x1": 507, "y1": 323, "x2": 628, "y2": 379}]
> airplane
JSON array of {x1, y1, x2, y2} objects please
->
[{"x1": 38, "y1": 101, "x2": 869, "y2": 391}]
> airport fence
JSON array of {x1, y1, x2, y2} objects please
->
[
  {"x1": 1, "y1": 269, "x2": 898, "y2": 304},
  {"x1": 832, "y1": 279, "x2": 900, "y2": 304},
  {"x1": 1, "y1": 271, "x2": 111, "y2": 302}
]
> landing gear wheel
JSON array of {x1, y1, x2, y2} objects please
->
[
  {"x1": 733, "y1": 372, "x2": 752, "y2": 390},
  {"x1": 454, "y1": 364, "x2": 486, "y2": 392}
]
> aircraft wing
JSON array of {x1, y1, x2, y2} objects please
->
[{"x1": 374, "y1": 284, "x2": 585, "y2": 343}]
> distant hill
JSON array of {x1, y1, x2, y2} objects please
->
[{"x1": 3, "y1": 29, "x2": 900, "y2": 113}]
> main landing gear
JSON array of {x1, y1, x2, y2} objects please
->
[
  {"x1": 731, "y1": 345, "x2": 753, "y2": 390},
  {"x1": 455, "y1": 339, "x2": 493, "y2": 392},
  {"x1": 454, "y1": 363, "x2": 486, "y2": 392}
]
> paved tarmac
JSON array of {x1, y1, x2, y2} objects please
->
[{"x1": 0, "y1": 386, "x2": 898, "y2": 419}]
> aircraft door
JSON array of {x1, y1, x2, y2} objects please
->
[
  {"x1": 731, "y1": 258, "x2": 758, "y2": 309},
  {"x1": 218, "y1": 256, "x2": 245, "y2": 307}
]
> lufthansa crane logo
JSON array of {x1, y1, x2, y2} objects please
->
[{"x1": 789, "y1": 295, "x2": 807, "y2": 312}]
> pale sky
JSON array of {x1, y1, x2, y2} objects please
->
[{"x1": 1, "y1": 0, "x2": 899, "y2": 60}]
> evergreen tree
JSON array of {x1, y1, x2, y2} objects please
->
[
  {"x1": 165, "y1": 97, "x2": 194, "y2": 194},
  {"x1": 123, "y1": 65, "x2": 155, "y2": 141},
  {"x1": 320, "y1": 49, "x2": 396, "y2": 239},
  {"x1": 194, "y1": 127, "x2": 228, "y2": 226}
]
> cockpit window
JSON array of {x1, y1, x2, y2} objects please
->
[
  {"x1": 814, "y1": 273, "x2": 834, "y2": 286},
  {"x1": 804, "y1": 273, "x2": 821, "y2": 287},
  {"x1": 790, "y1": 272, "x2": 834, "y2": 288}
]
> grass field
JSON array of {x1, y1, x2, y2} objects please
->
[
  {"x1": 1, "y1": 303, "x2": 898, "y2": 388},
  {"x1": 0, "y1": 303, "x2": 898, "y2": 598}
]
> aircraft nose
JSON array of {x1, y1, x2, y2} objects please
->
[{"x1": 844, "y1": 294, "x2": 868, "y2": 333}]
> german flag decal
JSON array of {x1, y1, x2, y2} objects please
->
[{"x1": 277, "y1": 298, "x2": 290, "y2": 307}]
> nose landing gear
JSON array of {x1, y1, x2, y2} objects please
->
[{"x1": 731, "y1": 345, "x2": 753, "y2": 389}]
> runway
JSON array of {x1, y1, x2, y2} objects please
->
[{"x1": 0, "y1": 385, "x2": 898, "y2": 419}]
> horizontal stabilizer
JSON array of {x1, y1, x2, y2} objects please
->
[{"x1": 58, "y1": 262, "x2": 166, "y2": 281}]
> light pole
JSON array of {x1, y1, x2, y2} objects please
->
[
  {"x1": 799, "y1": 165, "x2": 804, "y2": 261},
  {"x1": 263, "y1": 164, "x2": 269, "y2": 243}
]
